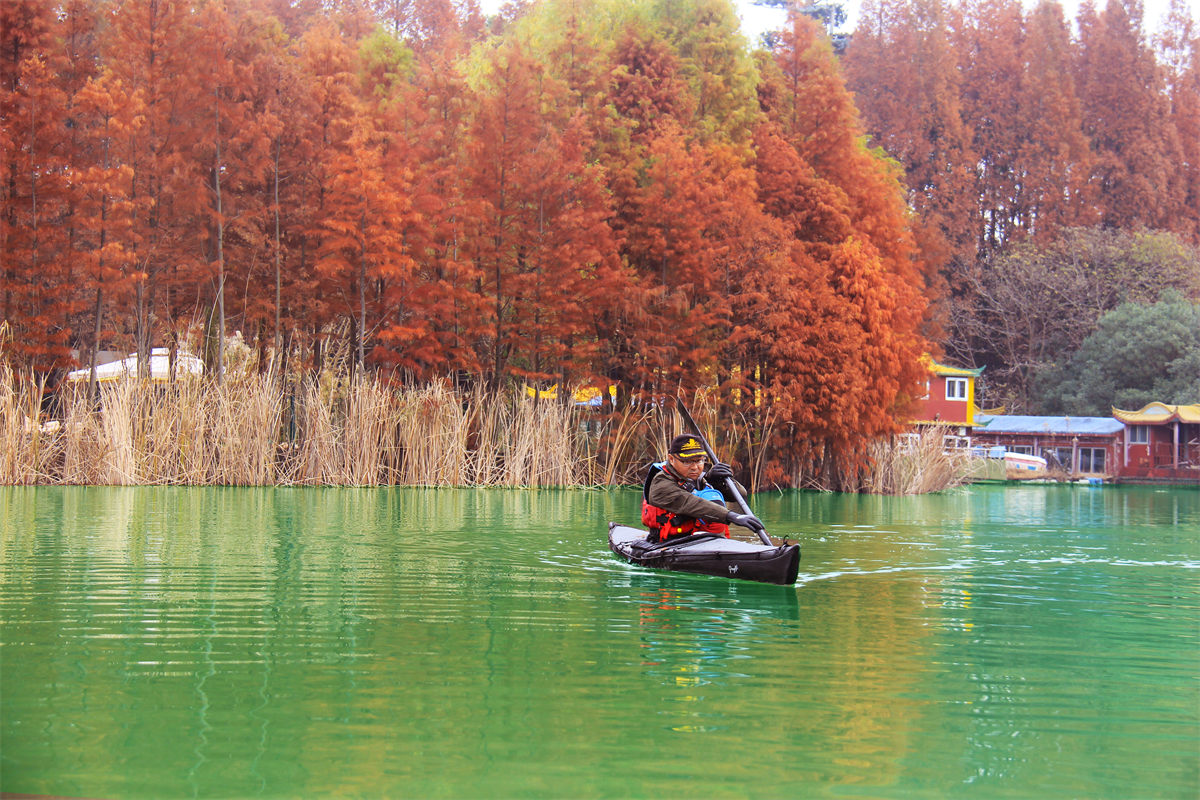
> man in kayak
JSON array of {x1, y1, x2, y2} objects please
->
[{"x1": 641, "y1": 434, "x2": 766, "y2": 542}]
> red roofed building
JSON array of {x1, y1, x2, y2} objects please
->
[
  {"x1": 909, "y1": 357, "x2": 985, "y2": 448},
  {"x1": 1112, "y1": 402, "x2": 1200, "y2": 481}
]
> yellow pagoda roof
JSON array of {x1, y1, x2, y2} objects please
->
[
  {"x1": 921, "y1": 355, "x2": 984, "y2": 377},
  {"x1": 1111, "y1": 402, "x2": 1200, "y2": 425},
  {"x1": 524, "y1": 384, "x2": 615, "y2": 405}
]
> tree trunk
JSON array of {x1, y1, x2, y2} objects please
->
[
  {"x1": 88, "y1": 286, "x2": 103, "y2": 405},
  {"x1": 273, "y1": 136, "x2": 282, "y2": 360},
  {"x1": 214, "y1": 91, "x2": 226, "y2": 385},
  {"x1": 135, "y1": 280, "x2": 148, "y2": 379},
  {"x1": 358, "y1": 217, "x2": 366, "y2": 370}
]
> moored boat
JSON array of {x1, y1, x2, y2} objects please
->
[
  {"x1": 608, "y1": 523, "x2": 800, "y2": 586},
  {"x1": 1004, "y1": 451, "x2": 1048, "y2": 478}
]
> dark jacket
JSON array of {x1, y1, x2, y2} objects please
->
[{"x1": 646, "y1": 465, "x2": 745, "y2": 525}]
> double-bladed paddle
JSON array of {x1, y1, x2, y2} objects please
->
[{"x1": 675, "y1": 398, "x2": 773, "y2": 546}]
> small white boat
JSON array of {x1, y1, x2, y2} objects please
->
[{"x1": 1004, "y1": 452, "x2": 1047, "y2": 474}]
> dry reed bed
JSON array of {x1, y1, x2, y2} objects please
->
[
  {"x1": 0, "y1": 367, "x2": 972, "y2": 493},
  {"x1": 0, "y1": 369, "x2": 596, "y2": 487},
  {"x1": 863, "y1": 427, "x2": 974, "y2": 495}
]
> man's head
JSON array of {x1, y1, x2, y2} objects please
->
[{"x1": 666, "y1": 434, "x2": 706, "y2": 478}]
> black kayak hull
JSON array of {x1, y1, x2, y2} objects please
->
[{"x1": 608, "y1": 523, "x2": 800, "y2": 586}]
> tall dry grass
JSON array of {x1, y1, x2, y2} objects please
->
[
  {"x1": 862, "y1": 428, "x2": 974, "y2": 495},
  {"x1": 0, "y1": 365, "x2": 54, "y2": 484},
  {"x1": 29, "y1": 369, "x2": 284, "y2": 485},
  {"x1": 393, "y1": 382, "x2": 473, "y2": 485},
  {"x1": 0, "y1": 368, "x2": 621, "y2": 487},
  {"x1": 501, "y1": 396, "x2": 579, "y2": 486},
  {"x1": 1, "y1": 366, "x2": 971, "y2": 494},
  {"x1": 581, "y1": 402, "x2": 654, "y2": 485},
  {"x1": 211, "y1": 372, "x2": 284, "y2": 484}
]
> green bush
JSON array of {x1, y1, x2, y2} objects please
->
[{"x1": 1037, "y1": 291, "x2": 1200, "y2": 414}]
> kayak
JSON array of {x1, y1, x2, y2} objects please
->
[{"x1": 608, "y1": 523, "x2": 801, "y2": 586}]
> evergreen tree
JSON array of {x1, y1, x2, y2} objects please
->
[{"x1": 1041, "y1": 292, "x2": 1200, "y2": 414}]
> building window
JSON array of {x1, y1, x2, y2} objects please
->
[
  {"x1": 1129, "y1": 425, "x2": 1149, "y2": 444},
  {"x1": 1079, "y1": 447, "x2": 1106, "y2": 473},
  {"x1": 1009, "y1": 445, "x2": 1033, "y2": 455},
  {"x1": 946, "y1": 378, "x2": 967, "y2": 401},
  {"x1": 1045, "y1": 447, "x2": 1074, "y2": 471}
]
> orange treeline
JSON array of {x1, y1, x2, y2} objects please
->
[
  {"x1": 844, "y1": 0, "x2": 1199, "y2": 288},
  {"x1": 5, "y1": 0, "x2": 928, "y2": 487},
  {"x1": 843, "y1": 0, "x2": 1199, "y2": 410}
]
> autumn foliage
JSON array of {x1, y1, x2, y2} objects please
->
[
  {"x1": 15, "y1": 0, "x2": 1188, "y2": 487},
  {"x1": 843, "y1": 0, "x2": 1198, "y2": 409},
  {"x1": 847, "y1": 0, "x2": 1197, "y2": 263}
]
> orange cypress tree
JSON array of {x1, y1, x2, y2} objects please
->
[
  {"x1": 293, "y1": 20, "x2": 364, "y2": 368},
  {"x1": 608, "y1": 27, "x2": 696, "y2": 143},
  {"x1": 754, "y1": 14, "x2": 929, "y2": 486},
  {"x1": 511, "y1": 115, "x2": 619, "y2": 388},
  {"x1": 613, "y1": 120, "x2": 765, "y2": 396},
  {"x1": 1076, "y1": 0, "x2": 1184, "y2": 231},
  {"x1": 72, "y1": 70, "x2": 145, "y2": 394},
  {"x1": 738, "y1": 123, "x2": 895, "y2": 482},
  {"x1": 56, "y1": 0, "x2": 104, "y2": 355},
  {"x1": 318, "y1": 106, "x2": 414, "y2": 372},
  {"x1": 1014, "y1": 0, "x2": 1096, "y2": 240},
  {"x1": 952, "y1": 0, "x2": 1026, "y2": 254},
  {"x1": 258, "y1": 17, "x2": 353, "y2": 372},
  {"x1": 371, "y1": 0, "x2": 470, "y2": 52},
  {"x1": 356, "y1": 24, "x2": 470, "y2": 379},
  {"x1": 244, "y1": 4, "x2": 305, "y2": 362},
  {"x1": 375, "y1": 31, "x2": 492, "y2": 380},
  {"x1": 844, "y1": 0, "x2": 978, "y2": 288},
  {"x1": 460, "y1": 40, "x2": 542, "y2": 387},
  {"x1": 462, "y1": 41, "x2": 620, "y2": 389},
  {"x1": 101, "y1": 0, "x2": 206, "y2": 373},
  {"x1": 1, "y1": 5, "x2": 82, "y2": 371},
  {"x1": 184, "y1": 0, "x2": 279, "y2": 380},
  {"x1": 1156, "y1": 0, "x2": 1200, "y2": 240}
]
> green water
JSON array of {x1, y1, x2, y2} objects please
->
[{"x1": 1, "y1": 485, "x2": 1197, "y2": 799}]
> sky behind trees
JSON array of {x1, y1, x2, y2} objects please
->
[{"x1": 635, "y1": 0, "x2": 1185, "y2": 44}]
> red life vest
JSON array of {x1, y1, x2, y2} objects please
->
[{"x1": 641, "y1": 462, "x2": 730, "y2": 542}]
